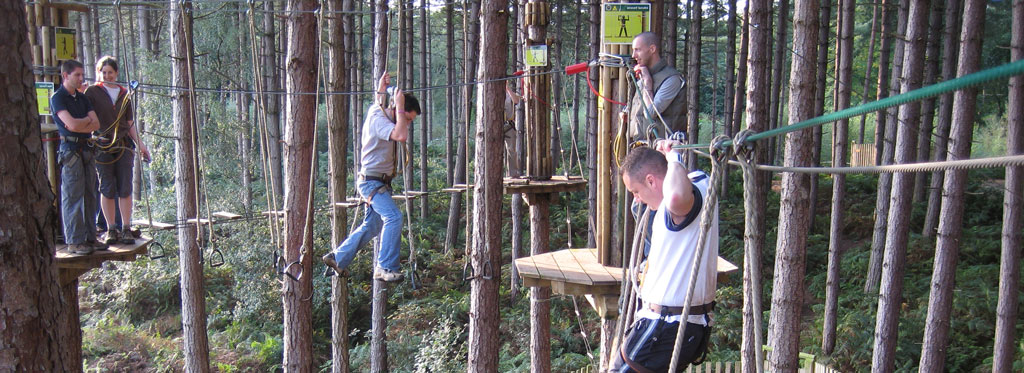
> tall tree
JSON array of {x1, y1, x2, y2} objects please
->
[
  {"x1": 731, "y1": 2, "x2": 749, "y2": 138},
  {"x1": 445, "y1": 0, "x2": 456, "y2": 187},
  {"x1": 917, "y1": 0, "x2": 983, "y2": 370},
  {"x1": 766, "y1": 0, "x2": 817, "y2": 370},
  {"x1": 264, "y1": 1, "x2": 283, "y2": 196},
  {"x1": 586, "y1": 0, "x2": 600, "y2": 248},
  {"x1": 872, "y1": 0, "x2": 931, "y2": 370},
  {"x1": 237, "y1": 6, "x2": 253, "y2": 213},
  {"x1": 327, "y1": 0, "x2": 351, "y2": 370},
  {"x1": 767, "y1": 0, "x2": 790, "y2": 166},
  {"x1": 993, "y1": 2, "x2": 1023, "y2": 369},
  {"x1": 870, "y1": 0, "x2": 895, "y2": 165},
  {"x1": 857, "y1": 2, "x2": 880, "y2": 143},
  {"x1": 170, "y1": 0, "x2": 211, "y2": 370},
  {"x1": 922, "y1": 0, "x2": 963, "y2": 237},
  {"x1": 912, "y1": 1, "x2": 944, "y2": 203},
  {"x1": 0, "y1": 1, "x2": 69, "y2": 369},
  {"x1": 740, "y1": 1, "x2": 769, "y2": 371},
  {"x1": 664, "y1": 0, "x2": 679, "y2": 68},
  {"x1": 866, "y1": 0, "x2": 908, "y2": 294},
  {"x1": 822, "y1": 0, "x2": 853, "y2": 356},
  {"x1": 468, "y1": 0, "x2": 509, "y2": 369},
  {"x1": 446, "y1": 0, "x2": 481, "y2": 254},
  {"x1": 724, "y1": 0, "x2": 738, "y2": 141},
  {"x1": 808, "y1": 0, "x2": 831, "y2": 233},
  {"x1": 419, "y1": 0, "x2": 430, "y2": 220},
  {"x1": 685, "y1": 0, "x2": 703, "y2": 170},
  {"x1": 370, "y1": 1, "x2": 390, "y2": 371}
]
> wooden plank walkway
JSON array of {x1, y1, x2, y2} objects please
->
[{"x1": 56, "y1": 237, "x2": 153, "y2": 286}]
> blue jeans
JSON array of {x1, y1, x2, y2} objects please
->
[
  {"x1": 332, "y1": 180, "x2": 402, "y2": 272},
  {"x1": 60, "y1": 147, "x2": 98, "y2": 245}
]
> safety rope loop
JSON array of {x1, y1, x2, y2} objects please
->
[
  {"x1": 209, "y1": 247, "x2": 225, "y2": 268},
  {"x1": 667, "y1": 139, "x2": 728, "y2": 373},
  {"x1": 148, "y1": 241, "x2": 168, "y2": 260}
]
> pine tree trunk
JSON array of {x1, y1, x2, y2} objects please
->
[
  {"x1": 857, "y1": 2, "x2": 880, "y2": 143},
  {"x1": 530, "y1": 195, "x2": 553, "y2": 373},
  {"x1": 327, "y1": 0, "x2": 351, "y2": 370},
  {"x1": 822, "y1": 0, "x2": 852, "y2": 356},
  {"x1": 263, "y1": 1, "x2": 283, "y2": 198},
  {"x1": 664, "y1": 0, "x2": 679, "y2": 68},
  {"x1": 237, "y1": 6, "x2": 252, "y2": 213},
  {"x1": 766, "y1": 0, "x2": 817, "y2": 370},
  {"x1": 922, "y1": 0, "x2": 962, "y2": 238},
  {"x1": 685, "y1": 0, "x2": 702, "y2": 170},
  {"x1": 587, "y1": 0, "x2": 599, "y2": 248},
  {"x1": 370, "y1": 0, "x2": 390, "y2": 371},
  {"x1": 741, "y1": 1, "x2": 770, "y2": 372},
  {"x1": 170, "y1": 0, "x2": 211, "y2": 370},
  {"x1": 419, "y1": 0, "x2": 430, "y2": 220},
  {"x1": 916, "y1": 1, "x2": 983, "y2": 371},
  {"x1": 872, "y1": 0, "x2": 895, "y2": 165},
  {"x1": 808, "y1": 0, "x2": 830, "y2": 234},
  {"x1": 767, "y1": 0, "x2": 789, "y2": 166},
  {"x1": 510, "y1": 0, "x2": 524, "y2": 301},
  {"x1": 724, "y1": 0, "x2": 737, "y2": 140},
  {"x1": 873, "y1": 0, "x2": 931, "y2": 370},
  {"x1": 446, "y1": 2, "x2": 456, "y2": 187},
  {"x1": 731, "y1": 3, "x2": 749, "y2": 138},
  {"x1": 993, "y1": 2, "x2": 1023, "y2": 369},
  {"x1": 912, "y1": 1, "x2": 944, "y2": 204},
  {"x1": 0, "y1": 2, "x2": 69, "y2": 368},
  {"x1": 550, "y1": 0, "x2": 563, "y2": 171},
  {"x1": 468, "y1": 1, "x2": 508, "y2": 369},
  {"x1": 866, "y1": 0, "x2": 907, "y2": 295}
]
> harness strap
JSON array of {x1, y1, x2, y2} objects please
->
[{"x1": 619, "y1": 345, "x2": 656, "y2": 373}]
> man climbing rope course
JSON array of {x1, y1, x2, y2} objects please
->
[
  {"x1": 322, "y1": 72, "x2": 421, "y2": 282},
  {"x1": 613, "y1": 139, "x2": 719, "y2": 372}
]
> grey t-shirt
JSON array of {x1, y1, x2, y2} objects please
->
[{"x1": 360, "y1": 105, "x2": 397, "y2": 176}]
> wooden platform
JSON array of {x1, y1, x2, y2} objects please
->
[
  {"x1": 132, "y1": 219, "x2": 175, "y2": 230},
  {"x1": 515, "y1": 248, "x2": 739, "y2": 317},
  {"x1": 442, "y1": 183, "x2": 474, "y2": 193},
  {"x1": 503, "y1": 175, "x2": 587, "y2": 194},
  {"x1": 56, "y1": 237, "x2": 152, "y2": 286}
]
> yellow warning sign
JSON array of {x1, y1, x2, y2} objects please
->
[
  {"x1": 525, "y1": 45, "x2": 548, "y2": 67},
  {"x1": 36, "y1": 82, "x2": 54, "y2": 116},
  {"x1": 602, "y1": 3, "x2": 651, "y2": 45},
  {"x1": 55, "y1": 28, "x2": 77, "y2": 61}
]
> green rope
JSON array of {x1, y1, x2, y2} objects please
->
[{"x1": 677, "y1": 58, "x2": 1024, "y2": 150}]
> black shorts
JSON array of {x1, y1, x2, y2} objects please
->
[
  {"x1": 612, "y1": 318, "x2": 710, "y2": 373},
  {"x1": 95, "y1": 149, "x2": 135, "y2": 199}
]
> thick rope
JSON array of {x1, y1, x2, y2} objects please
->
[
  {"x1": 733, "y1": 130, "x2": 765, "y2": 373},
  {"x1": 678, "y1": 58, "x2": 1024, "y2": 150},
  {"x1": 611, "y1": 205, "x2": 652, "y2": 361},
  {"x1": 667, "y1": 136, "x2": 729, "y2": 372},
  {"x1": 247, "y1": 0, "x2": 283, "y2": 250}
]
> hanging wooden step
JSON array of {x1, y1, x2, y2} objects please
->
[
  {"x1": 212, "y1": 211, "x2": 243, "y2": 220},
  {"x1": 56, "y1": 237, "x2": 153, "y2": 286},
  {"x1": 503, "y1": 175, "x2": 587, "y2": 195},
  {"x1": 131, "y1": 219, "x2": 175, "y2": 231},
  {"x1": 441, "y1": 183, "x2": 474, "y2": 193}
]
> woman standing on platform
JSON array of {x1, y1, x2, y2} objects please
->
[{"x1": 85, "y1": 56, "x2": 150, "y2": 245}]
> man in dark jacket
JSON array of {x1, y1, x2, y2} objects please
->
[{"x1": 628, "y1": 32, "x2": 686, "y2": 142}]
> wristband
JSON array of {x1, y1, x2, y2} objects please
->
[{"x1": 667, "y1": 151, "x2": 684, "y2": 165}]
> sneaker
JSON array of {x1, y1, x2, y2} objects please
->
[
  {"x1": 68, "y1": 244, "x2": 95, "y2": 255},
  {"x1": 321, "y1": 252, "x2": 344, "y2": 276},
  {"x1": 87, "y1": 240, "x2": 110, "y2": 252},
  {"x1": 120, "y1": 228, "x2": 137, "y2": 245},
  {"x1": 103, "y1": 229, "x2": 120, "y2": 245},
  {"x1": 373, "y1": 267, "x2": 404, "y2": 282}
]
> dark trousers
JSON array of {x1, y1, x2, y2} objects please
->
[{"x1": 612, "y1": 317, "x2": 710, "y2": 373}]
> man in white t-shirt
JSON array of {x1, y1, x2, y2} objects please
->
[{"x1": 612, "y1": 140, "x2": 719, "y2": 372}]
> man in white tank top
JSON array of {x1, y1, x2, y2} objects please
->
[{"x1": 611, "y1": 140, "x2": 719, "y2": 372}]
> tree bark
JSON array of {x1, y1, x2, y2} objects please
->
[
  {"x1": 731, "y1": 2, "x2": 749, "y2": 138},
  {"x1": 724, "y1": 0, "x2": 738, "y2": 141},
  {"x1": 741, "y1": 1, "x2": 769, "y2": 372},
  {"x1": 912, "y1": 0, "x2": 944, "y2": 204},
  {"x1": 993, "y1": 2, "x2": 1023, "y2": 370},
  {"x1": 510, "y1": 0, "x2": 525, "y2": 301},
  {"x1": 873, "y1": 0, "x2": 931, "y2": 371},
  {"x1": 822, "y1": 0, "x2": 852, "y2": 356},
  {"x1": 529, "y1": 195, "x2": 552, "y2": 373},
  {"x1": 808, "y1": 0, "x2": 830, "y2": 234},
  {"x1": 767, "y1": 0, "x2": 790, "y2": 166},
  {"x1": 446, "y1": 2, "x2": 456, "y2": 186},
  {"x1": 664, "y1": 0, "x2": 679, "y2": 69},
  {"x1": 922, "y1": 0, "x2": 962, "y2": 238},
  {"x1": 0, "y1": 1, "x2": 69, "y2": 369},
  {"x1": 917, "y1": 1, "x2": 983, "y2": 371},
  {"x1": 263, "y1": 1, "x2": 283, "y2": 198},
  {"x1": 370, "y1": 0, "x2": 389, "y2": 371},
  {"x1": 237, "y1": 6, "x2": 253, "y2": 213},
  {"x1": 587, "y1": 0, "x2": 600, "y2": 248},
  {"x1": 857, "y1": 2, "x2": 880, "y2": 143},
  {"x1": 865, "y1": 0, "x2": 907, "y2": 294},
  {"x1": 419, "y1": 0, "x2": 430, "y2": 220},
  {"x1": 468, "y1": 1, "x2": 508, "y2": 369},
  {"x1": 871, "y1": 0, "x2": 895, "y2": 164},
  {"x1": 327, "y1": 0, "x2": 351, "y2": 370},
  {"x1": 170, "y1": 0, "x2": 211, "y2": 370},
  {"x1": 685, "y1": 0, "x2": 702, "y2": 170},
  {"x1": 766, "y1": 0, "x2": 817, "y2": 371}
]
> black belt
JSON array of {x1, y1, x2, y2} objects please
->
[
  {"x1": 647, "y1": 301, "x2": 716, "y2": 316},
  {"x1": 60, "y1": 135, "x2": 91, "y2": 144},
  {"x1": 362, "y1": 174, "x2": 393, "y2": 184}
]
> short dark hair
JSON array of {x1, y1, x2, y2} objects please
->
[
  {"x1": 402, "y1": 93, "x2": 421, "y2": 115},
  {"x1": 620, "y1": 146, "x2": 667, "y2": 181},
  {"x1": 96, "y1": 55, "x2": 119, "y2": 72},
  {"x1": 61, "y1": 60, "x2": 84, "y2": 75},
  {"x1": 634, "y1": 32, "x2": 660, "y2": 52}
]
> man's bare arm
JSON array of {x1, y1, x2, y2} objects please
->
[{"x1": 657, "y1": 140, "x2": 695, "y2": 222}]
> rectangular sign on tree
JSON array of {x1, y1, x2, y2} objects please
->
[{"x1": 601, "y1": 3, "x2": 651, "y2": 45}]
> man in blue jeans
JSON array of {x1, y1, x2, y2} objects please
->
[
  {"x1": 52, "y1": 60, "x2": 107, "y2": 255},
  {"x1": 323, "y1": 72, "x2": 420, "y2": 282}
]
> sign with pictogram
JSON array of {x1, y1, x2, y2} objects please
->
[
  {"x1": 36, "y1": 82, "x2": 54, "y2": 115},
  {"x1": 525, "y1": 45, "x2": 548, "y2": 67},
  {"x1": 601, "y1": 3, "x2": 651, "y2": 45},
  {"x1": 55, "y1": 28, "x2": 77, "y2": 61}
]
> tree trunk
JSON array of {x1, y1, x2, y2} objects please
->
[
  {"x1": 912, "y1": 0, "x2": 944, "y2": 204},
  {"x1": 685, "y1": 0, "x2": 702, "y2": 170},
  {"x1": 767, "y1": 0, "x2": 789, "y2": 166},
  {"x1": 858, "y1": 2, "x2": 880, "y2": 143},
  {"x1": 370, "y1": 0, "x2": 389, "y2": 371},
  {"x1": 170, "y1": 0, "x2": 211, "y2": 370},
  {"x1": 741, "y1": 1, "x2": 770, "y2": 372},
  {"x1": 237, "y1": 6, "x2": 252, "y2": 213},
  {"x1": 916, "y1": 1, "x2": 983, "y2": 371},
  {"x1": 529, "y1": 196, "x2": 553, "y2": 373},
  {"x1": 510, "y1": 0, "x2": 525, "y2": 301},
  {"x1": 263, "y1": 1, "x2": 283, "y2": 199},
  {"x1": 327, "y1": 0, "x2": 351, "y2": 370},
  {"x1": 766, "y1": 0, "x2": 817, "y2": 370},
  {"x1": 0, "y1": 2, "x2": 69, "y2": 369},
  {"x1": 447, "y1": 0, "x2": 481, "y2": 254},
  {"x1": 724, "y1": 0, "x2": 737, "y2": 141},
  {"x1": 865, "y1": 0, "x2": 906, "y2": 294},
  {"x1": 587, "y1": 0, "x2": 599, "y2": 248},
  {"x1": 468, "y1": 0, "x2": 508, "y2": 369},
  {"x1": 550, "y1": 0, "x2": 563, "y2": 172},
  {"x1": 446, "y1": 2, "x2": 456, "y2": 186},
  {"x1": 808, "y1": 0, "x2": 830, "y2": 234},
  {"x1": 664, "y1": 0, "x2": 679, "y2": 69},
  {"x1": 419, "y1": 0, "x2": 430, "y2": 220},
  {"x1": 732, "y1": 2, "x2": 749, "y2": 138},
  {"x1": 822, "y1": 0, "x2": 852, "y2": 356},
  {"x1": 922, "y1": 0, "x2": 962, "y2": 238},
  {"x1": 993, "y1": 2, "x2": 1023, "y2": 369},
  {"x1": 873, "y1": 0, "x2": 931, "y2": 370}
]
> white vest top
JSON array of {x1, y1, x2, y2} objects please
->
[{"x1": 638, "y1": 170, "x2": 719, "y2": 324}]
